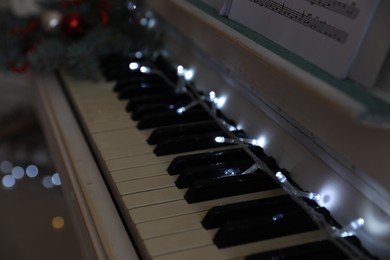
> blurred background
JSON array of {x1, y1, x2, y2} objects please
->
[{"x1": 0, "y1": 72, "x2": 84, "y2": 260}]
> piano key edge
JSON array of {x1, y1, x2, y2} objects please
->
[{"x1": 32, "y1": 72, "x2": 139, "y2": 260}]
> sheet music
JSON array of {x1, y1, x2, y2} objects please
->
[{"x1": 225, "y1": 0, "x2": 379, "y2": 78}]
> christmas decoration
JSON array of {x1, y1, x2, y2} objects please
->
[
  {"x1": 61, "y1": 12, "x2": 85, "y2": 36},
  {"x1": 40, "y1": 10, "x2": 62, "y2": 32},
  {"x1": 0, "y1": 0, "x2": 163, "y2": 78}
]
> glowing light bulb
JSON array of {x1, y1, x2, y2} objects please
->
[
  {"x1": 26, "y1": 165, "x2": 39, "y2": 178},
  {"x1": 177, "y1": 65, "x2": 184, "y2": 76},
  {"x1": 209, "y1": 91, "x2": 216, "y2": 100},
  {"x1": 184, "y1": 69, "x2": 194, "y2": 81},
  {"x1": 11, "y1": 166, "x2": 24, "y2": 180},
  {"x1": 272, "y1": 213, "x2": 284, "y2": 221},
  {"x1": 2, "y1": 175, "x2": 15, "y2": 188},
  {"x1": 134, "y1": 51, "x2": 143, "y2": 59},
  {"x1": 129, "y1": 62, "x2": 140, "y2": 70},
  {"x1": 216, "y1": 96, "x2": 226, "y2": 108},
  {"x1": 51, "y1": 173, "x2": 61, "y2": 186},
  {"x1": 140, "y1": 66, "x2": 151, "y2": 74},
  {"x1": 215, "y1": 136, "x2": 225, "y2": 143},
  {"x1": 238, "y1": 137, "x2": 263, "y2": 146},
  {"x1": 176, "y1": 101, "x2": 198, "y2": 115},
  {"x1": 294, "y1": 190, "x2": 321, "y2": 201},
  {"x1": 140, "y1": 17, "x2": 148, "y2": 26},
  {"x1": 52, "y1": 216, "x2": 65, "y2": 230},
  {"x1": 339, "y1": 218, "x2": 365, "y2": 237},
  {"x1": 176, "y1": 107, "x2": 186, "y2": 114},
  {"x1": 276, "y1": 171, "x2": 287, "y2": 183}
]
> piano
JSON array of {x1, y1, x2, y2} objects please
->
[{"x1": 31, "y1": 0, "x2": 390, "y2": 259}]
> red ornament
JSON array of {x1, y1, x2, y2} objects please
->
[
  {"x1": 99, "y1": 0, "x2": 110, "y2": 25},
  {"x1": 61, "y1": 13, "x2": 85, "y2": 36},
  {"x1": 100, "y1": 10, "x2": 109, "y2": 25}
]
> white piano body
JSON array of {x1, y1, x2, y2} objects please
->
[{"x1": 32, "y1": 0, "x2": 390, "y2": 259}]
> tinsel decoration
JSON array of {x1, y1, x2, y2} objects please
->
[{"x1": 0, "y1": 0, "x2": 163, "y2": 78}]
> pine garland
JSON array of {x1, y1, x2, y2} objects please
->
[{"x1": 0, "y1": 0, "x2": 162, "y2": 78}]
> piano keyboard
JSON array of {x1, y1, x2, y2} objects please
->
[{"x1": 56, "y1": 53, "x2": 362, "y2": 259}]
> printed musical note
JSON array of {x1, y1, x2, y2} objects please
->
[
  {"x1": 249, "y1": 0, "x2": 349, "y2": 43},
  {"x1": 306, "y1": 0, "x2": 360, "y2": 19}
]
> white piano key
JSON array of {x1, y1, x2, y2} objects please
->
[
  {"x1": 122, "y1": 187, "x2": 185, "y2": 209},
  {"x1": 144, "y1": 228, "x2": 217, "y2": 257},
  {"x1": 110, "y1": 163, "x2": 170, "y2": 183},
  {"x1": 128, "y1": 189, "x2": 286, "y2": 224},
  {"x1": 116, "y1": 174, "x2": 177, "y2": 195},
  {"x1": 137, "y1": 211, "x2": 207, "y2": 239},
  {"x1": 152, "y1": 230, "x2": 327, "y2": 260}
]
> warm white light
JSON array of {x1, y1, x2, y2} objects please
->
[
  {"x1": 51, "y1": 173, "x2": 61, "y2": 186},
  {"x1": 26, "y1": 165, "x2": 39, "y2": 178},
  {"x1": 276, "y1": 171, "x2": 287, "y2": 183},
  {"x1": 2, "y1": 175, "x2": 15, "y2": 188},
  {"x1": 129, "y1": 62, "x2": 140, "y2": 70},
  {"x1": 140, "y1": 66, "x2": 151, "y2": 74},
  {"x1": 11, "y1": 166, "x2": 24, "y2": 180},
  {"x1": 52, "y1": 216, "x2": 65, "y2": 230}
]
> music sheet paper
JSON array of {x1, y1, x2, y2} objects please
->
[{"x1": 222, "y1": 0, "x2": 379, "y2": 79}]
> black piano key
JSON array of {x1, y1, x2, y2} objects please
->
[
  {"x1": 175, "y1": 159, "x2": 255, "y2": 189},
  {"x1": 100, "y1": 53, "x2": 147, "y2": 71},
  {"x1": 118, "y1": 82, "x2": 173, "y2": 100},
  {"x1": 147, "y1": 121, "x2": 221, "y2": 145},
  {"x1": 202, "y1": 194, "x2": 301, "y2": 229},
  {"x1": 167, "y1": 147, "x2": 265, "y2": 175},
  {"x1": 245, "y1": 240, "x2": 349, "y2": 260},
  {"x1": 137, "y1": 107, "x2": 213, "y2": 129},
  {"x1": 113, "y1": 75, "x2": 167, "y2": 92},
  {"x1": 106, "y1": 69, "x2": 163, "y2": 82},
  {"x1": 131, "y1": 101, "x2": 193, "y2": 121},
  {"x1": 214, "y1": 208, "x2": 319, "y2": 248},
  {"x1": 153, "y1": 54, "x2": 179, "y2": 84},
  {"x1": 185, "y1": 170, "x2": 280, "y2": 203},
  {"x1": 153, "y1": 130, "x2": 231, "y2": 156},
  {"x1": 126, "y1": 93, "x2": 191, "y2": 112}
]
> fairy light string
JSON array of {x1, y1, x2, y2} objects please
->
[{"x1": 167, "y1": 65, "x2": 369, "y2": 258}]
